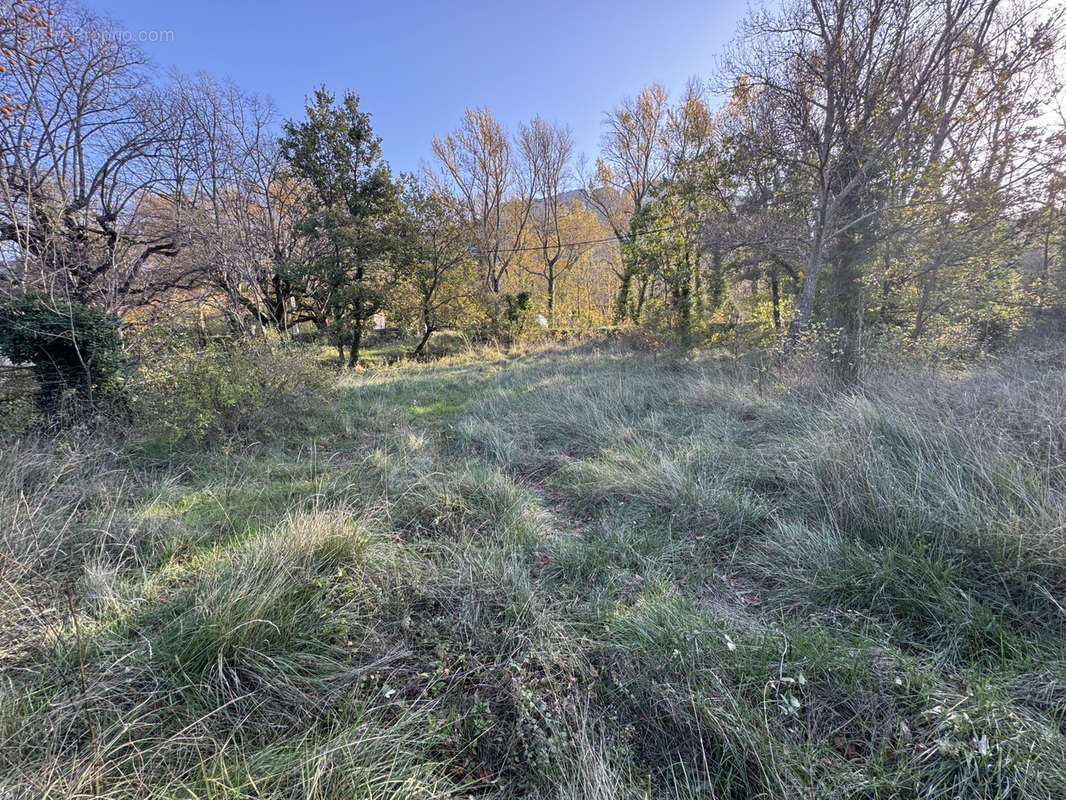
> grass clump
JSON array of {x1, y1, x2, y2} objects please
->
[{"x1": 144, "y1": 510, "x2": 371, "y2": 710}]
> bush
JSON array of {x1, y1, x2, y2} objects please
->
[
  {"x1": 0, "y1": 291, "x2": 125, "y2": 414},
  {"x1": 132, "y1": 341, "x2": 335, "y2": 444}
]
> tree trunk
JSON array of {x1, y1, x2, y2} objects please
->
[
  {"x1": 411, "y1": 325, "x2": 435, "y2": 358},
  {"x1": 910, "y1": 265, "x2": 938, "y2": 342},
  {"x1": 615, "y1": 268, "x2": 632, "y2": 322},
  {"x1": 770, "y1": 267, "x2": 781, "y2": 330},
  {"x1": 785, "y1": 224, "x2": 826, "y2": 351},
  {"x1": 634, "y1": 274, "x2": 650, "y2": 322},
  {"x1": 197, "y1": 304, "x2": 208, "y2": 348},
  {"x1": 546, "y1": 268, "x2": 555, "y2": 328},
  {"x1": 348, "y1": 323, "x2": 363, "y2": 368},
  {"x1": 675, "y1": 255, "x2": 693, "y2": 346},
  {"x1": 829, "y1": 231, "x2": 864, "y2": 384},
  {"x1": 707, "y1": 247, "x2": 725, "y2": 312}
]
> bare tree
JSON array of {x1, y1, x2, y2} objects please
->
[
  {"x1": 582, "y1": 83, "x2": 670, "y2": 319},
  {"x1": 725, "y1": 0, "x2": 1024, "y2": 355},
  {"x1": 904, "y1": 2, "x2": 1063, "y2": 342},
  {"x1": 432, "y1": 107, "x2": 536, "y2": 295},
  {"x1": 520, "y1": 117, "x2": 578, "y2": 326},
  {"x1": 0, "y1": 1, "x2": 181, "y2": 311},
  {"x1": 169, "y1": 73, "x2": 321, "y2": 333}
]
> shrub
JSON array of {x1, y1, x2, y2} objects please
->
[
  {"x1": 132, "y1": 341, "x2": 335, "y2": 444},
  {"x1": 0, "y1": 290, "x2": 125, "y2": 414}
]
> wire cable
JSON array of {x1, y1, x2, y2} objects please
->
[{"x1": 483, "y1": 224, "x2": 685, "y2": 255}]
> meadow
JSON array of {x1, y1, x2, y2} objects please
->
[{"x1": 2, "y1": 340, "x2": 1066, "y2": 799}]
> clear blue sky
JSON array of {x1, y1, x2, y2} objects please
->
[{"x1": 90, "y1": 0, "x2": 748, "y2": 175}]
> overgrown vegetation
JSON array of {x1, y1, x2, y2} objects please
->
[
  {"x1": 2, "y1": 0, "x2": 1065, "y2": 795},
  {"x1": 3, "y1": 340, "x2": 1065, "y2": 798},
  {"x1": 130, "y1": 340, "x2": 336, "y2": 444},
  {"x1": 0, "y1": 291, "x2": 125, "y2": 414}
]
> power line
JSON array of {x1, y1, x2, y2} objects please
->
[{"x1": 486, "y1": 225, "x2": 685, "y2": 255}]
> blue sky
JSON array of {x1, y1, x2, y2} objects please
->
[{"x1": 90, "y1": 0, "x2": 749, "y2": 174}]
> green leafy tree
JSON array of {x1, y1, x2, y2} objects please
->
[
  {"x1": 395, "y1": 179, "x2": 477, "y2": 357},
  {"x1": 280, "y1": 87, "x2": 399, "y2": 367},
  {"x1": 625, "y1": 147, "x2": 720, "y2": 344}
]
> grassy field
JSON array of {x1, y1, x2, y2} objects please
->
[{"x1": 2, "y1": 342, "x2": 1066, "y2": 798}]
